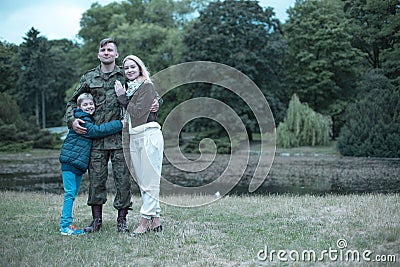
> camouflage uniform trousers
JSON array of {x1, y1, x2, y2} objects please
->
[{"x1": 87, "y1": 148, "x2": 132, "y2": 210}]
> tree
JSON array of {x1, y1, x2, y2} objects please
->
[
  {"x1": 77, "y1": 0, "x2": 200, "y2": 73},
  {"x1": 18, "y1": 28, "x2": 47, "y2": 127},
  {"x1": 343, "y1": 0, "x2": 400, "y2": 72},
  {"x1": 337, "y1": 70, "x2": 400, "y2": 157},
  {"x1": 276, "y1": 94, "x2": 332, "y2": 148},
  {"x1": 47, "y1": 39, "x2": 81, "y2": 126},
  {"x1": 113, "y1": 19, "x2": 185, "y2": 73},
  {"x1": 283, "y1": 0, "x2": 365, "y2": 137},
  {"x1": 182, "y1": 0, "x2": 286, "y2": 137},
  {"x1": 17, "y1": 28, "x2": 77, "y2": 128},
  {"x1": 77, "y1": 2, "x2": 128, "y2": 72},
  {"x1": 0, "y1": 92, "x2": 23, "y2": 126},
  {"x1": 0, "y1": 41, "x2": 19, "y2": 95},
  {"x1": 343, "y1": 0, "x2": 400, "y2": 86},
  {"x1": 284, "y1": 0, "x2": 364, "y2": 112},
  {"x1": 0, "y1": 92, "x2": 61, "y2": 152}
]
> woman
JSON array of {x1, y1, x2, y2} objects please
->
[{"x1": 114, "y1": 55, "x2": 163, "y2": 235}]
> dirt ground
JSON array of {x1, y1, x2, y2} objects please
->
[{"x1": 0, "y1": 149, "x2": 399, "y2": 195}]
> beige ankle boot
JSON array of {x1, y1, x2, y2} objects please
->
[{"x1": 131, "y1": 217, "x2": 151, "y2": 236}]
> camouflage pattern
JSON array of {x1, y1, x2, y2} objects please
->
[
  {"x1": 88, "y1": 149, "x2": 132, "y2": 209},
  {"x1": 65, "y1": 65, "x2": 132, "y2": 210},
  {"x1": 65, "y1": 65, "x2": 126, "y2": 150}
]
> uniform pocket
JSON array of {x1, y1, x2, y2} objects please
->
[{"x1": 90, "y1": 83, "x2": 106, "y2": 106}]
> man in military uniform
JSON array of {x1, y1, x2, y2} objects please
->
[{"x1": 64, "y1": 38, "x2": 158, "y2": 233}]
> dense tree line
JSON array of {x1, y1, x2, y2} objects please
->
[{"x1": 0, "y1": 0, "x2": 398, "y2": 156}]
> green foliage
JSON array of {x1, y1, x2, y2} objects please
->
[
  {"x1": 337, "y1": 70, "x2": 400, "y2": 157},
  {"x1": 343, "y1": 0, "x2": 400, "y2": 70},
  {"x1": 0, "y1": 92, "x2": 23, "y2": 126},
  {"x1": 284, "y1": 0, "x2": 364, "y2": 116},
  {"x1": 46, "y1": 39, "x2": 80, "y2": 126},
  {"x1": 1, "y1": 0, "x2": 398, "y2": 157},
  {"x1": 277, "y1": 94, "x2": 332, "y2": 148},
  {"x1": 0, "y1": 92, "x2": 61, "y2": 152},
  {"x1": 0, "y1": 141, "x2": 33, "y2": 152},
  {"x1": 77, "y1": 0, "x2": 199, "y2": 73},
  {"x1": 78, "y1": 2, "x2": 128, "y2": 72},
  {"x1": 17, "y1": 29, "x2": 79, "y2": 128},
  {"x1": 0, "y1": 41, "x2": 19, "y2": 94},
  {"x1": 183, "y1": 0, "x2": 286, "y2": 135},
  {"x1": 183, "y1": 128, "x2": 231, "y2": 154},
  {"x1": 114, "y1": 21, "x2": 184, "y2": 73},
  {"x1": 32, "y1": 130, "x2": 61, "y2": 149}
]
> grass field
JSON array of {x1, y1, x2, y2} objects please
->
[{"x1": 1, "y1": 191, "x2": 399, "y2": 266}]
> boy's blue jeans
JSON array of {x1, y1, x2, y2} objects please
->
[{"x1": 60, "y1": 171, "x2": 82, "y2": 229}]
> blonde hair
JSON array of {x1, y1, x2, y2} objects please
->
[
  {"x1": 77, "y1": 93, "x2": 94, "y2": 107},
  {"x1": 122, "y1": 55, "x2": 152, "y2": 83}
]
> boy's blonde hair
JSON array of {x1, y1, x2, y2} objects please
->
[{"x1": 77, "y1": 93, "x2": 94, "y2": 107}]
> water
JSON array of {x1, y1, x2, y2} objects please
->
[{"x1": 1, "y1": 151, "x2": 399, "y2": 195}]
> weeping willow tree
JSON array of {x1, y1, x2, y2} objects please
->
[{"x1": 277, "y1": 94, "x2": 332, "y2": 148}]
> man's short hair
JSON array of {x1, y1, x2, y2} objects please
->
[{"x1": 99, "y1": 38, "x2": 117, "y2": 50}]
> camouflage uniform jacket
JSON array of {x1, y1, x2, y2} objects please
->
[{"x1": 64, "y1": 65, "x2": 126, "y2": 150}]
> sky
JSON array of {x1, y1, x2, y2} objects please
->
[{"x1": 0, "y1": 0, "x2": 295, "y2": 45}]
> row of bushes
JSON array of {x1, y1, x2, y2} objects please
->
[
  {"x1": 183, "y1": 71, "x2": 399, "y2": 158},
  {"x1": 0, "y1": 92, "x2": 62, "y2": 152},
  {"x1": 2, "y1": 70, "x2": 399, "y2": 158}
]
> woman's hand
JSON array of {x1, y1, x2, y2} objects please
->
[
  {"x1": 114, "y1": 80, "x2": 126, "y2": 97},
  {"x1": 150, "y1": 99, "x2": 159, "y2": 112},
  {"x1": 121, "y1": 119, "x2": 127, "y2": 128}
]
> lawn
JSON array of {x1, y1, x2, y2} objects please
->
[{"x1": 0, "y1": 191, "x2": 398, "y2": 266}]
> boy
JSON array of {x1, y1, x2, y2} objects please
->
[{"x1": 59, "y1": 93, "x2": 124, "y2": 235}]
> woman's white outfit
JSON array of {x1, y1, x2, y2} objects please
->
[{"x1": 129, "y1": 122, "x2": 163, "y2": 219}]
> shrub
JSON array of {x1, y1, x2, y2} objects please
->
[
  {"x1": 277, "y1": 94, "x2": 332, "y2": 148},
  {"x1": 337, "y1": 85, "x2": 400, "y2": 158},
  {"x1": 0, "y1": 92, "x2": 23, "y2": 126},
  {"x1": 0, "y1": 92, "x2": 62, "y2": 152},
  {"x1": 0, "y1": 141, "x2": 33, "y2": 152},
  {"x1": 0, "y1": 124, "x2": 18, "y2": 141},
  {"x1": 183, "y1": 130, "x2": 232, "y2": 154}
]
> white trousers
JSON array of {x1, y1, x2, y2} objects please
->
[{"x1": 129, "y1": 122, "x2": 163, "y2": 219}]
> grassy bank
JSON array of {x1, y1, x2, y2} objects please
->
[{"x1": 0, "y1": 191, "x2": 399, "y2": 266}]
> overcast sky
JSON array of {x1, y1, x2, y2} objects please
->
[{"x1": 0, "y1": 0, "x2": 295, "y2": 45}]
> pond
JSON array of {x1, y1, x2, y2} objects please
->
[{"x1": 0, "y1": 150, "x2": 399, "y2": 195}]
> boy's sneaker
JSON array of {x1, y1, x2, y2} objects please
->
[{"x1": 60, "y1": 225, "x2": 84, "y2": 236}]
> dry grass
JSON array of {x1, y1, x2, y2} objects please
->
[{"x1": 0, "y1": 191, "x2": 399, "y2": 266}]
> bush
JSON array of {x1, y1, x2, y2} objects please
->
[
  {"x1": 277, "y1": 94, "x2": 332, "y2": 148},
  {"x1": 0, "y1": 92, "x2": 62, "y2": 152},
  {"x1": 183, "y1": 130, "x2": 232, "y2": 154},
  {"x1": 0, "y1": 141, "x2": 33, "y2": 152},
  {"x1": 0, "y1": 92, "x2": 23, "y2": 126},
  {"x1": 337, "y1": 85, "x2": 400, "y2": 158},
  {"x1": 33, "y1": 130, "x2": 61, "y2": 149},
  {"x1": 0, "y1": 124, "x2": 18, "y2": 141}
]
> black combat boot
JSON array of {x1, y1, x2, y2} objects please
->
[
  {"x1": 117, "y1": 208, "x2": 129, "y2": 233},
  {"x1": 84, "y1": 205, "x2": 103, "y2": 233}
]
